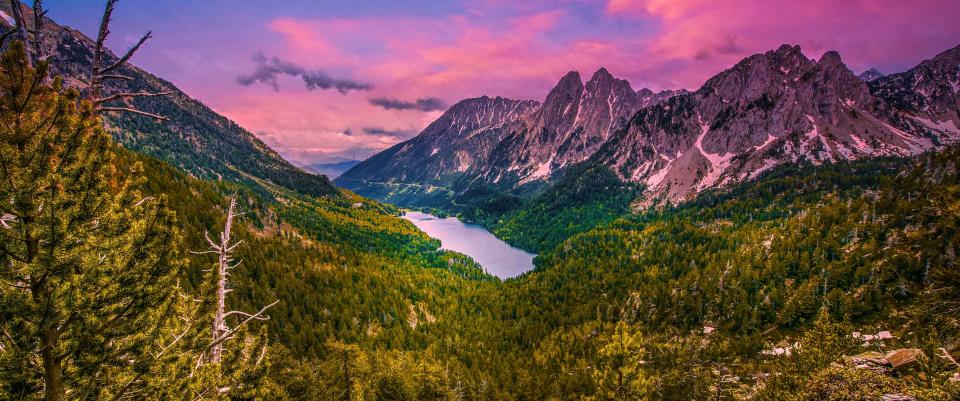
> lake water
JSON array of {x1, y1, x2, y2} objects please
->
[{"x1": 402, "y1": 211, "x2": 536, "y2": 279}]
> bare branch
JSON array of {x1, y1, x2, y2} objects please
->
[
  {"x1": 98, "y1": 74, "x2": 133, "y2": 81},
  {"x1": 96, "y1": 107, "x2": 168, "y2": 121},
  {"x1": 0, "y1": 28, "x2": 16, "y2": 48},
  {"x1": 225, "y1": 240, "x2": 244, "y2": 253},
  {"x1": 133, "y1": 196, "x2": 155, "y2": 207},
  {"x1": 87, "y1": 0, "x2": 169, "y2": 120},
  {"x1": 0, "y1": 213, "x2": 15, "y2": 229},
  {"x1": 203, "y1": 231, "x2": 220, "y2": 251},
  {"x1": 92, "y1": 0, "x2": 117, "y2": 85},
  {"x1": 207, "y1": 300, "x2": 279, "y2": 352},
  {"x1": 937, "y1": 348, "x2": 960, "y2": 368},
  {"x1": 95, "y1": 90, "x2": 171, "y2": 106},
  {"x1": 99, "y1": 30, "x2": 151, "y2": 75},
  {"x1": 222, "y1": 309, "x2": 270, "y2": 320},
  {"x1": 188, "y1": 250, "x2": 219, "y2": 256}
]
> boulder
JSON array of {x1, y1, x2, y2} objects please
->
[{"x1": 885, "y1": 349, "x2": 925, "y2": 370}]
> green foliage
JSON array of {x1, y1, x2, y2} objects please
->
[
  {"x1": 589, "y1": 321, "x2": 653, "y2": 401},
  {"x1": 483, "y1": 163, "x2": 640, "y2": 252},
  {"x1": 8, "y1": 23, "x2": 960, "y2": 400},
  {"x1": 0, "y1": 43, "x2": 183, "y2": 401},
  {"x1": 790, "y1": 366, "x2": 904, "y2": 401}
]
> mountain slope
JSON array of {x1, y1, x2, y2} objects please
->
[
  {"x1": 303, "y1": 160, "x2": 361, "y2": 178},
  {"x1": 336, "y1": 95, "x2": 539, "y2": 205},
  {"x1": 478, "y1": 68, "x2": 643, "y2": 186},
  {"x1": 596, "y1": 44, "x2": 957, "y2": 204},
  {"x1": 339, "y1": 44, "x2": 960, "y2": 207},
  {"x1": 0, "y1": 3, "x2": 336, "y2": 197},
  {"x1": 336, "y1": 68, "x2": 657, "y2": 203}
]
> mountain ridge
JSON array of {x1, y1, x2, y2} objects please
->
[
  {"x1": 0, "y1": 3, "x2": 337, "y2": 197},
  {"x1": 338, "y1": 43, "x2": 960, "y2": 206}
]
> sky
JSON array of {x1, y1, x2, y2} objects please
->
[{"x1": 44, "y1": 0, "x2": 960, "y2": 165}]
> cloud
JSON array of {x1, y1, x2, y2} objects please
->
[
  {"x1": 362, "y1": 127, "x2": 417, "y2": 138},
  {"x1": 236, "y1": 52, "x2": 372, "y2": 93},
  {"x1": 368, "y1": 97, "x2": 447, "y2": 112},
  {"x1": 190, "y1": 1, "x2": 960, "y2": 174}
]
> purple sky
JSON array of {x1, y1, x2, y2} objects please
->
[{"x1": 44, "y1": 0, "x2": 960, "y2": 164}]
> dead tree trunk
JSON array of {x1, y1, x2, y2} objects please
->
[
  {"x1": 194, "y1": 195, "x2": 277, "y2": 366},
  {"x1": 88, "y1": 0, "x2": 169, "y2": 120},
  {"x1": 209, "y1": 196, "x2": 237, "y2": 364}
]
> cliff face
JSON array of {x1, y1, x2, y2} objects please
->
[{"x1": 339, "y1": 44, "x2": 960, "y2": 205}]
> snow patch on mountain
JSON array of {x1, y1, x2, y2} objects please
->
[{"x1": 694, "y1": 118, "x2": 735, "y2": 190}]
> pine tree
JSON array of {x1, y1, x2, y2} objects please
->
[
  {"x1": 0, "y1": 43, "x2": 183, "y2": 401},
  {"x1": 590, "y1": 321, "x2": 653, "y2": 401}
]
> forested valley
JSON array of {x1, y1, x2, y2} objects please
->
[{"x1": 2, "y1": 1, "x2": 960, "y2": 400}]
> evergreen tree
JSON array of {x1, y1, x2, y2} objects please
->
[
  {"x1": 0, "y1": 43, "x2": 183, "y2": 401},
  {"x1": 590, "y1": 321, "x2": 653, "y2": 401}
]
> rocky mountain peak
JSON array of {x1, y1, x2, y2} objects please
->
[
  {"x1": 869, "y1": 43, "x2": 960, "y2": 128},
  {"x1": 529, "y1": 71, "x2": 585, "y2": 138},
  {"x1": 426, "y1": 95, "x2": 539, "y2": 140},
  {"x1": 817, "y1": 50, "x2": 844, "y2": 67},
  {"x1": 590, "y1": 67, "x2": 614, "y2": 82},
  {"x1": 341, "y1": 43, "x2": 960, "y2": 209},
  {"x1": 858, "y1": 68, "x2": 885, "y2": 82}
]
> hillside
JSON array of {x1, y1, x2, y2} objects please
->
[
  {"x1": 0, "y1": 3, "x2": 336, "y2": 197},
  {"x1": 3, "y1": 2, "x2": 960, "y2": 400}
]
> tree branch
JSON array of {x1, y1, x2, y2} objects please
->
[
  {"x1": 205, "y1": 300, "x2": 278, "y2": 352},
  {"x1": 97, "y1": 74, "x2": 132, "y2": 81},
  {"x1": 7, "y1": 0, "x2": 29, "y2": 53},
  {"x1": 98, "y1": 30, "x2": 151, "y2": 75},
  {"x1": 96, "y1": 106, "x2": 168, "y2": 121},
  {"x1": 0, "y1": 213, "x2": 15, "y2": 229},
  {"x1": 222, "y1": 309, "x2": 270, "y2": 320},
  {"x1": 95, "y1": 90, "x2": 171, "y2": 106},
  {"x1": 0, "y1": 29, "x2": 16, "y2": 48}
]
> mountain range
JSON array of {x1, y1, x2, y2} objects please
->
[
  {"x1": 301, "y1": 160, "x2": 361, "y2": 178},
  {"x1": 337, "y1": 43, "x2": 960, "y2": 206}
]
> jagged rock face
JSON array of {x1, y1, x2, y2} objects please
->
[
  {"x1": 638, "y1": 88, "x2": 689, "y2": 108},
  {"x1": 870, "y1": 45, "x2": 960, "y2": 139},
  {"x1": 0, "y1": 4, "x2": 337, "y2": 197},
  {"x1": 858, "y1": 68, "x2": 885, "y2": 82},
  {"x1": 479, "y1": 68, "x2": 643, "y2": 185},
  {"x1": 596, "y1": 44, "x2": 959, "y2": 204},
  {"x1": 338, "y1": 96, "x2": 539, "y2": 186},
  {"x1": 340, "y1": 67, "x2": 647, "y2": 191},
  {"x1": 341, "y1": 43, "x2": 960, "y2": 206}
]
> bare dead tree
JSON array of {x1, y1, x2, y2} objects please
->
[
  {"x1": 89, "y1": 0, "x2": 170, "y2": 120},
  {"x1": 2, "y1": 1, "x2": 47, "y2": 62},
  {"x1": 6, "y1": 1, "x2": 29, "y2": 53},
  {"x1": 31, "y1": 0, "x2": 44, "y2": 59},
  {"x1": 192, "y1": 195, "x2": 278, "y2": 365}
]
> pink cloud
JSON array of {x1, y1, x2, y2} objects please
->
[
  {"x1": 201, "y1": 1, "x2": 960, "y2": 165},
  {"x1": 605, "y1": 0, "x2": 960, "y2": 85}
]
